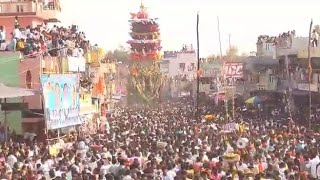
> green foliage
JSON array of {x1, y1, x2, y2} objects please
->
[{"x1": 107, "y1": 45, "x2": 130, "y2": 64}]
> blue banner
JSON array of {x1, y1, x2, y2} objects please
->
[{"x1": 41, "y1": 74, "x2": 81, "y2": 129}]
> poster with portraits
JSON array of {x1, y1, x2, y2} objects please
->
[{"x1": 41, "y1": 74, "x2": 81, "y2": 130}]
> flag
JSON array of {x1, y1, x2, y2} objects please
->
[{"x1": 96, "y1": 77, "x2": 104, "y2": 95}]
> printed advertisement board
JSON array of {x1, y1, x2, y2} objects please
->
[
  {"x1": 223, "y1": 62, "x2": 243, "y2": 86},
  {"x1": 41, "y1": 74, "x2": 81, "y2": 129},
  {"x1": 223, "y1": 62, "x2": 243, "y2": 78}
]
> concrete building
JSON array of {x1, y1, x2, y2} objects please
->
[
  {"x1": 160, "y1": 45, "x2": 197, "y2": 79},
  {"x1": 0, "y1": 0, "x2": 61, "y2": 135},
  {"x1": 160, "y1": 45, "x2": 197, "y2": 98},
  {"x1": 0, "y1": 0, "x2": 61, "y2": 42},
  {"x1": 256, "y1": 35, "x2": 276, "y2": 57}
]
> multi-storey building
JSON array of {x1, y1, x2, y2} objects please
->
[
  {"x1": 160, "y1": 45, "x2": 197, "y2": 98},
  {"x1": 0, "y1": 0, "x2": 104, "y2": 137},
  {"x1": 161, "y1": 45, "x2": 197, "y2": 79},
  {"x1": 0, "y1": 0, "x2": 61, "y2": 135},
  {"x1": 0, "y1": 0, "x2": 61, "y2": 42}
]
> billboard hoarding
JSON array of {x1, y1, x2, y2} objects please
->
[
  {"x1": 41, "y1": 74, "x2": 81, "y2": 130},
  {"x1": 223, "y1": 62, "x2": 243, "y2": 86},
  {"x1": 223, "y1": 62, "x2": 243, "y2": 78}
]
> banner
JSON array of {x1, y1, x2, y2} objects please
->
[
  {"x1": 41, "y1": 74, "x2": 81, "y2": 130},
  {"x1": 223, "y1": 62, "x2": 243, "y2": 86},
  {"x1": 80, "y1": 93, "x2": 97, "y2": 115},
  {"x1": 67, "y1": 56, "x2": 86, "y2": 72},
  {"x1": 223, "y1": 62, "x2": 243, "y2": 78},
  {"x1": 223, "y1": 123, "x2": 238, "y2": 133}
]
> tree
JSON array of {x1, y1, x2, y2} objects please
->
[
  {"x1": 226, "y1": 46, "x2": 238, "y2": 58},
  {"x1": 107, "y1": 45, "x2": 130, "y2": 64},
  {"x1": 206, "y1": 54, "x2": 216, "y2": 61}
]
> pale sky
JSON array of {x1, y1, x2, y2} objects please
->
[{"x1": 60, "y1": 0, "x2": 320, "y2": 57}]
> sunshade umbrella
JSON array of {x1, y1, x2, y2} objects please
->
[
  {"x1": 245, "y1": 96, "x2": 261, "y2": 104},
  {"x1": 0, "y1": 83, "x2": 35, "y2": 98}
]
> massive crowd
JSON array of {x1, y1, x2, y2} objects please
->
[
  {"x1": 0, "y1": 22, "x2": 91, "y2": 58},
  {"x1": 0, "y1": 97, "x2": 318, "y2": 180}
]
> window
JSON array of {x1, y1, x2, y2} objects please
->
[
  {"x1": 16, "y1": 5, "x2": 24, "y2": 12},
  {"x1": 179, "y1": 63, "x2": 185, "y2": 72},
  {"x1": 191, "y1": 63, "x2": 195, "y2": 70},
  {"x1": 269, "y1": 76, "x2": 273, "y2": 83},
  {"x1": 26, "y1": 70, "x2": 32, "y2": 89},
  {"x1": 266, "y1": 44, "x2": 270, "y2": 51}
]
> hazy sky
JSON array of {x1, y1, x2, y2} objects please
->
[{"x1": 60, "y1": 0, "x2": 320, "y2": 57}]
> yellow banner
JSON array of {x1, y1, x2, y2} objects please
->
[
  {"x1": 80, "y1": 94, "x2": 92, "y2": 105},
  {"x1": 80, "y1": 94, "x2": 97, "y2": 114},
  {"x1": 85, "y1": 48, "x2": 106, "y2": 64}
]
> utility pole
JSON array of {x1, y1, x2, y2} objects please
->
[
  {"x1": 196, "y1": 12, "x2": 200, "y2": 122},
  {"x1": 217, "y1": 16, "x2": 223, "y2": 58},
  {"x1": 308, "y1": 19, "x2": 313, "y2": 129},
  {"x1": 229, "y1": 34, "x2": 231, "y2": 49},
  {"x1": 217, "y1": 16, "x2": 228, "y2": 119}
]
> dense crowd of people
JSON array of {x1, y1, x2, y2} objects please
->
[
  {"x1": 0, "y1": 21, "x2": 91, "y2": 58},
  {"x1": 0, "y1": 98, "x2": 319, "y2": 180},
  {"x1": 256, "y1": 31, "x2": 296, "y2": 47}
]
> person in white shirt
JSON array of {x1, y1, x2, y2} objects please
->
[
  {"x1": 306, "y1": 154, "x2": 320, "y2": 179},
  {"x1": 12, "y1": 25, "x2": 21, "y2": 51},
  {"x1": 72, "y1": 46, "x2": 81, "y2": 57},
  {"x1": 13, "y1": 26, "x2": 21, "y2": 40},
  {"x1": 0, "y1": 26, "x2": 5, "y2": 50},
  {"x1": 162, "y1": 170, "x2": 174, "y2": 180},
  {"x1": 312, "y1": 29, "x2": 319, "y2": 47}
]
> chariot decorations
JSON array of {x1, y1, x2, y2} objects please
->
[{"x1": 127, "y1": 3, "x2": 163, "y2": 103}]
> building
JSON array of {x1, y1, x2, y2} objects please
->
[
  {"x1": 0, "y1": 0, "x2": 61, "y2": 136},
  {"x1": 243, "y1": 56, "x2": 279, "y2": 92},
  {"x1": 161, "y1": 45, "x2": 197, "y2": 78},
  {"x1": 255, "y1": 29, "x2": 320, "y2": 115},
  {"x1": 256, "y1": 35, "x2": 276, "y2": 57},
  {"x1": 0, "y1": 52, "x2": 66, "y2": 135},
  {"x1": 197, "y1": 60, "x2": 223, "y2": 95},
  {"x1": 160, "y1": 45, "x2": 197, "y2": 98},
  {"x1": 0, "y1": 0, "x2": 61, "y2": 42}
]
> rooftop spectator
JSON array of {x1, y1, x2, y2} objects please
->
[{"x1": 1, "y1": 22, "x2": 91, "y2": 58}]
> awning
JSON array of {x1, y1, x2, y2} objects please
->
[
  {"x1": 0, "y1": 83, "x2": 35, "y2": 99},
  {"x1": 245, "y1": 96, "x2": 261, "y2": 104}
]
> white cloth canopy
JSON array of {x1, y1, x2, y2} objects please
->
[{"x1": 0, "y1": 83, "x2": 35, "y2": 99}]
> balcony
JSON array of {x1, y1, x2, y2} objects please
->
[{"x1": 0, "y1": 0, "x2": 59, "y2": 20}]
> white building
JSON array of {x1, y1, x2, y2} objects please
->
[
  {"x1": 256, "y1": 32, "x2": 309, "y2": 57},
  {"x1": 256, "y1": 35, "x2": 277, "y2": 57},
  {"x1": 160, "y1": 45, "x2": 197, "y2": 79}
]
